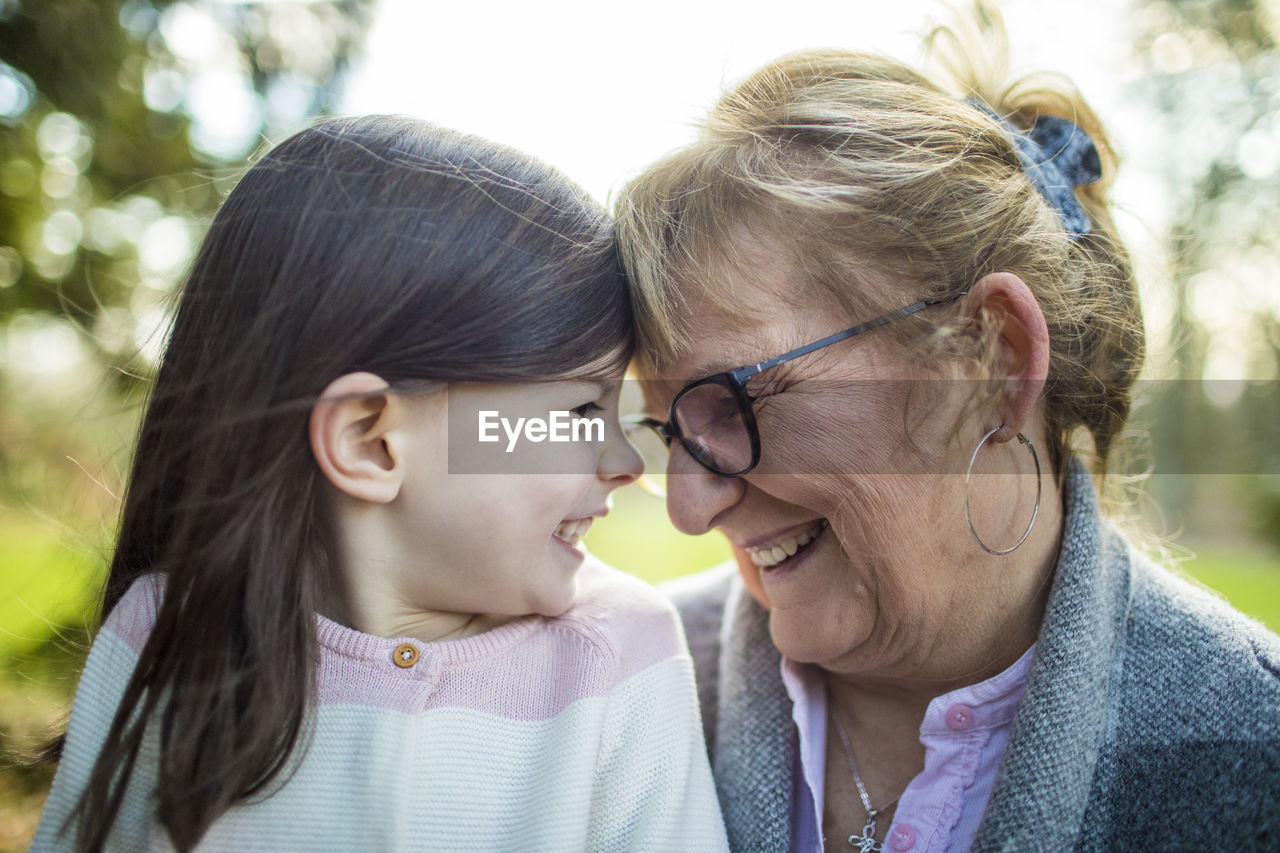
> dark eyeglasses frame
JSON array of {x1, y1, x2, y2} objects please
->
[{"x1": 627, "y1": 291, "x2": 968, "y2": 477}]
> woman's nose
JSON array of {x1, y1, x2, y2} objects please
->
[{"x1": 664, "y1": 442, "x2": 746, "y2": 535}]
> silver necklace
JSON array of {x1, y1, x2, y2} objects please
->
[{"x1": 830, "y1": 710, "x2": 901, "y2": 853}]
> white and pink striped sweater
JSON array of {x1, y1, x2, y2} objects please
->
[{"x1": 34, "y1": 561, "x2": 729, "y2": 851}]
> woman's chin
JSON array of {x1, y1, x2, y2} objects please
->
[{"x1": 766, "y1": 608, "x2": 873, "y2": 666}]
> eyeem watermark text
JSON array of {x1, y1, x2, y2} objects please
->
[{"x1": 478, "y1": 410, "x2": 604, "y2": 453}]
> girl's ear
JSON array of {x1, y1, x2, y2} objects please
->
[
  {"x1": 964, "y1": 272, "x2": 1050, "y2": 440},
  {"x1": 309, "y1": 372, "x2": 404, "y2": 503}
]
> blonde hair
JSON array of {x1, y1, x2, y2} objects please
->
[{"x1": 614, "y1": 6, "x2": 1144, "y2": 481}]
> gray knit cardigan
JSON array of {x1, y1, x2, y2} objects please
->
[{"x1": 663, "y1": 461, "x2": 1280, "y2": 851}]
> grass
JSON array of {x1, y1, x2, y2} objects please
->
[{"x1": 1177, "y1": 546, "x2": 1280, "y2": 633}]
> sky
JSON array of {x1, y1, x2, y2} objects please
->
[{"x1": 341, "y1": 0, "x2": 1148, "y2": 209}]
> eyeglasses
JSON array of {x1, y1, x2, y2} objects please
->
[{"x1": 624, "y1": 292, "x2": 966, "y2": 479}]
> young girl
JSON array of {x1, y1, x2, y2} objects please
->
[{"x1": 33, "y1": 116, "x2": 728, "y2": 852}]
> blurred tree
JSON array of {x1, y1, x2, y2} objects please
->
[
  {"x1": 0, "y1": 0, "x2": 371, "y2": 506},
  {"x1": 1130, "y1": 0, "x2": 1280, "y2": 545},
  {"x1": 0, "y1": 0, "x2": 371, "y2": 345}
]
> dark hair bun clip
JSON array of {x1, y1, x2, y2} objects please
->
[{"x1": 969, "y1": 99, "x2": 1102, "y2": 238}]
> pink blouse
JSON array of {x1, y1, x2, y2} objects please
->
[{"x1": 784, "y1": 644, "x2": 1035, "y2": 852}]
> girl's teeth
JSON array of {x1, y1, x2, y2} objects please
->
[{"x1": 554, "y1": 518, "x2": 593, "y2": 543}]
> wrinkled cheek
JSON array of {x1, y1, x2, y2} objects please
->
[
  {"x1": 829, "y1": 470, "x2": 949, "y2": 561},
  {"x1": 763, "y1": 390, "x2": 937, "y2": 479},
  {"x1": 826, "y1": 479, "x2": 900, "y2": 564},
  {"x1": 826, "y1": 471, "x2": 968, "y2": 592}
]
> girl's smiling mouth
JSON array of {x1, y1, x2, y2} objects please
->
[{"x1": 553, "y1": 517, "x2": 595, "y2": 548}]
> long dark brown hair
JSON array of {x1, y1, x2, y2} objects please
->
[{"x1": 65, "y1": 115, "x2": 630, "y2": 851}]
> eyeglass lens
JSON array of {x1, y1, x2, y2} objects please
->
[{"x1": 672, "y1": 382, "x2": 754, "y2": 475}]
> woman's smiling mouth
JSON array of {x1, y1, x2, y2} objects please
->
[{"x1": 745, "y1": 519, "x2": 828, "y2": 568}]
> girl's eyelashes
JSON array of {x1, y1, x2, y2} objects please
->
[{"x1": 571, "y1": 401, "x2": 604, "y2": 418}]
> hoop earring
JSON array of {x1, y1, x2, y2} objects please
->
[{"x1": 965, "y1": 425, "x2": 1042, "y2": 556}]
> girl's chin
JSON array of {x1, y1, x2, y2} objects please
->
[{"x1": 532, "y1": 579, "x2": 579, "y2": 619}]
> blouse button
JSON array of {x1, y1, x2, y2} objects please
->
[
  {"x1": 945, "y1": 702, "x2": 975, "y2": 731},
  {"x1": 889, "y1": 823, "x2": 917, "y2": 851},
  {"x1": 392, "y1": 643, "x2": 419, "y2": 668}
]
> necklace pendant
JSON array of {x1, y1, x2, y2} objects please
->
[{"x1": 847, "y1": 810, "x2": 881, "y2": 852}]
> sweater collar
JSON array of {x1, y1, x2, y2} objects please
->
[
  {"x1": 714, "y1": 575, "x2": 797, "y2": 851},
  {"x1": 972, "y1": 457, "x2": 1131, "y2": 850},
  {"x1": 315, "y1": 611, "x2": 542, "y2": 672}
]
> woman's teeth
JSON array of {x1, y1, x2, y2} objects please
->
[
  {"x1": 747, "y1": 520, "x2": 826, "y2": 568},
  {"x1": 554, "y1": 518, "x2": 593, "y2": 546}
]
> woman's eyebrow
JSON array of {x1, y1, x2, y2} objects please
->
[
  {"x1": 690, "y1": 362, "x2": 734, "y2": 378},
  {"x1": 683, "y1": 357, "x2": 751, "y2": 380}
]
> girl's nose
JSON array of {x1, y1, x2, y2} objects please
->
[
  {"x1": 599, "y1": 425, "x2": 644, "y2": 487},
  {"x1": 663, "y1": 442, "x2": 746, "y2": 536}
]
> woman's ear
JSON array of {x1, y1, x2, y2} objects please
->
[
  {"x1": 309, "y1": 372, "x2": 404, "y2": 504},
  {"x1": 965, "y1": 272, "x2": 1050, "y2": 439}
]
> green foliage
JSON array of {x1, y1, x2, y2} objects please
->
[
  {"x1": 0, "y1": 510, "x2": 104, "y2": 660},
  {"x1": 0, "y1": 0, "x2": 373, "y2": 542},
  {"x1": 1, "y1": 0, "x2": 199, "y2": 329},
  {"x1": 0, "y1": 0, "x2": 373, "y2": 366}
]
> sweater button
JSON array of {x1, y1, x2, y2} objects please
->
[
  {"x1": 889, "y1": 823, "x2": 916, "y2": 850},
  {"x1": 392, "y1": 643, "x2": 419, "y2": 668},
  {"x1": 945, "y1": 702, "x2": 975, "y2": 731}
]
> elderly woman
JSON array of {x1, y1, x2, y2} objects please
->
[{"x1": 614, "y1": 25, "x2": 1280, "y2": 853}]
